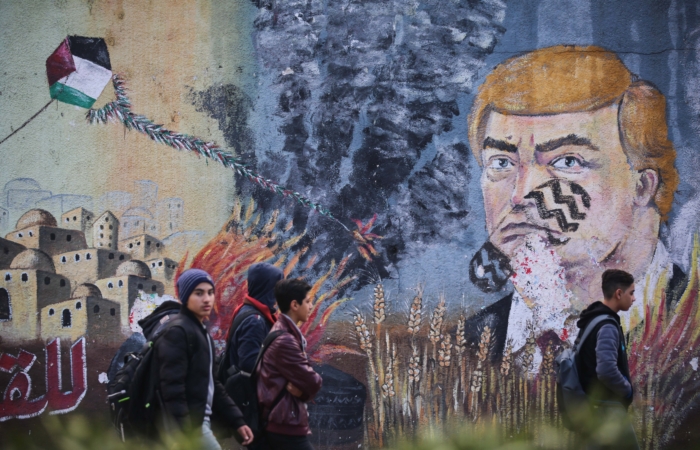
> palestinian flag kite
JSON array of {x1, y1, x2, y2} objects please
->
[{"x1": 46, "y1": 36, "x2": 112, "y2": 108}]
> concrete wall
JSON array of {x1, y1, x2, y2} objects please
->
[{"x1": 2, "y1": 0, "x2": 700, "y2": 447}]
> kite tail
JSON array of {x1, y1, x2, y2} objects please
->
[{"x1": 87, "y1": 74, "x2": 350, "y2": 233}]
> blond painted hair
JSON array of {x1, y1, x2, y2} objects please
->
[{"x1": 468, "y1": 45, "x2": 678, "y2": 220}]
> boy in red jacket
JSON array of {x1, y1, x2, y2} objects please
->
[{"x1": 256, "y1": 278, "x2": 322, "y2": 450}]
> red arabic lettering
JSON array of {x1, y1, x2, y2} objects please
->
[
  {"x1": 0, "y1": 337, "x2": 87, "y2": 421},
  {"x1": 46, "y1": 338, "x2": 87, "y2": 414},
  {"x1": 0, "y1": 349, "x2": 36, "y2": 372},
  {"x1": 0, "y1": 348, "x2": 46, "y2": 421}
]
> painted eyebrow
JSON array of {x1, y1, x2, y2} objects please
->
[
  {"x1": 535, "y1": 134, "x2": 599, "y2": 153},
  {"x1": 483, "y1": 137, "x2": 517, "y2": 153}
]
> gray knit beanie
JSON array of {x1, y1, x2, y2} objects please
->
[{"x1": 177, "y1": 268, "x2": 214, "y2": 304}]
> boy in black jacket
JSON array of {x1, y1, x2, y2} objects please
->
[
  {"x1": 576, "y1": 269, "x2": 639, "y2": 449},
  {"x1": 154, "y1": 269, "x2": 253, "y2": 449}
]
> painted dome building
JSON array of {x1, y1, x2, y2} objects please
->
[
  {"x1": 5, "y1": 209, "x2": 88, "y2": 257},
  {"x1": 94, "y1": 260, "x2": 164, "y2": 333},
  {"x1": 40, "y1": 283, "x2": 122, "y2": 344},
  {"x1": 0, "y1": 249, "x2": 71, "y2": 342}
]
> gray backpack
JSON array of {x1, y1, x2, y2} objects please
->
[{"x1": 555, "y1": 315, "x2": 615, "y2": 431}]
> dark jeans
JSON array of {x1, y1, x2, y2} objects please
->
[
  {"x1": 245, "y1": 440, "x2": 269, "y2": 450},
  {"x1": 264, "y1": 431, "x2": 314, "y2": 450}
]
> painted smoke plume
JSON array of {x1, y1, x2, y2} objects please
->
[{"x1": 195, "y1": 0, "x2": 507, "y2": 279}]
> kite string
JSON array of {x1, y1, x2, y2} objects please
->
[
  {"x1": 87, "y1": 74, "x2": 350, "y2": 232},
  {"x1": 0, "y1": 99, "x2": 55, "y2": 147}
]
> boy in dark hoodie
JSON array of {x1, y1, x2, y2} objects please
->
[
  {"x1": 575, "y1": 269, "x2": 639, "y2": 449},
  {"x1": 225, "y1": 263, "x2": 284, "y2": 376}
]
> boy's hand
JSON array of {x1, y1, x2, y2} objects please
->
[
  {"x1": 237, "y1": 425, "x2": 254, "y2": 445},
  {"x1": 286, "y1": 382, "x2": 303, "y2": 397}
]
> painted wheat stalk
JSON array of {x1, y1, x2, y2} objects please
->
[
  {"x1": 477, "y1": 326, "x2": 492, "y2": 364},
  {"x1": 517, "y1": 327, "x2": 537, "y2": 428},
  {"x1": 500, "y1": 339, "x2": 515, "y2": 431},
  {"x1": 372, "y1": 294, "x2": 386, "y2": 439},
  {"x1": 382, "y1": 337, "x2": 396, "y2": 398},
  {"x1": 541, "y1": 343, "x2": 555, "y2": 377},
  {"x1": 373, "y1": 284, "x2": 386, "y2": 324},
  {"x1": 470, "y1": 326, "x2": 493, "y2": 418},
  {"x1": 427, "y1": 295, "x2": 447, "y2": 418},
  {"x1": 382, "y1": 372, "x2": 395, "y2": 398},
  {"x1": 500, "y1": 341, "x2": 513, "y2": 377},
  {"x1": 429, "y1": 296, "x2": 447, "y2": 344},
  {"x1": 354, "y1": 311, "x2": 383, "y2": 443},
  {"x1": 540, "y1": 343, "x2": 555, "y2": 424},
  {"x1": 455, "y1": 314, "x2": 468, "y2": 405},
  {"x1": 438, "y1": 334, "x2": 453, "y2": 368},
  {"x1": 408, "y1": 344, "x2": 421, "y2": 383},
  {"x1": 353, "y1": 312, "x2": 376, "y2": 376},
  {"x1": 521, "y1": 328, "x2": 537, "y2": 374},
  {"x1": 407, "y1": 286, "x2": 423, "y2": 336},
  {"x1": 455, "y1": 314, "x2": 467, "y2": 354}
]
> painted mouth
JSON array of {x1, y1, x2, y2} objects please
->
[
  {"x1": 499, "y1": 222, "x2": 570, "y2": 246},
  {"x1": 500, "y1": 222, "x2": 559, "y2": 238}
]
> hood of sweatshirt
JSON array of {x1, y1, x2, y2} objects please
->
[
  {"x1": 576, "y1": 301, "x2": 620, "y2": 331},
  {"x1": 247, "y1": 262, "x2": 284, "y2": 312},
  {"x1": 138, "y1": 300, "x2": 181, "y2": 339}
]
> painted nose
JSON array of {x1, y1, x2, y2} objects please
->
[{"x1": 510, "y1": 164, "x2": 540, "y2": 207}]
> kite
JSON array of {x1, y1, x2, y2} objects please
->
[
  {"x1": 0, "y1": 35, "x2": 364, "y2": 237},
  {"x1": 0, "y1": 35, "x2": 112, "y2": 146},
  {"x1": 46, "y1": 36, "x2": 112, "y2": 109}
]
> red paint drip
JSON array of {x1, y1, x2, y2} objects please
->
[{"x1": 560, "y1": 328, "x2": 569, "y2": 341}]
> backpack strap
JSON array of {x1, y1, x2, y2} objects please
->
[
  {"x1": 251, "y1": 330, "x2": 287, "y2": 430},
  {"x1": 574, "y1": 315, "x2": 617, "y2": 354},
  {"x1": 253, "y1": 330, "x2": 286, "y2": 375},
  {"x1": 219, "y1": 308, "x2": 263, "y2": 377},
  {"x1": 228, "y1": 309, "x2": 262, "y2": 343}
]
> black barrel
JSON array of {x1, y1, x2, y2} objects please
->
[{"x1": 308, "y1": 364, "x2": 366, "y2": 445}]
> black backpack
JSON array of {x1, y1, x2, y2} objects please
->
[
  {"x1": 107, "y1": 320, "x2": 173, "y2": 441},
  {"x1": 216, "y1": 308, "x2": 260, "y2": 384},
  {"x1": 555, "y1": 315, "x2": 616, "y2": 431},
  {"x1": 225, "y1": 329, "x2": 286, "y2": 443}
]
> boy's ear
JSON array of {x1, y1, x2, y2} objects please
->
[{"x1": 290, "y1": 299, "x2": 299, "y2": 310}]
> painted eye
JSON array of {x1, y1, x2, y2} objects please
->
[
  {"x1": 487, "y1": 158, "x2": 514, "y2": 169},
  {"x1": 551, "y1": 156, "x2": 582, "y2": 169}
]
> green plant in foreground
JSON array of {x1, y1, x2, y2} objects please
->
[
  {"x1": 1, "y1": 414, "x2": 223, "y2": 450},
  {"x1": 390, "y1": 423, "x2": 570, "y2": 450}
]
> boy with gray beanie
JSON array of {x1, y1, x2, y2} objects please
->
[{"x1": 154, "y1": 268, "x2": 253, "y2": 449}]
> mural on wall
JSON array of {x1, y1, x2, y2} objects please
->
[
  {"x1": 0, "y1": 176, "x2": 204, "y2": 423},
  {"x1": 3, "y1": 0, "x2": 700, "y2": 449}
]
